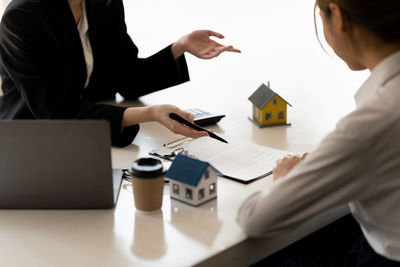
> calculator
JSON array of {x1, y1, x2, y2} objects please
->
[{"x1": 184, "y1": 108, "x2": 225, "y2": 127}]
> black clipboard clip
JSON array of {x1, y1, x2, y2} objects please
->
[{"x1": 149, "y1": 147, "x2": 185, "y2": 161}]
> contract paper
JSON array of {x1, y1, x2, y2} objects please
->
[{"x1": 150, "y1": 136, "x2": 291, "y2": 183}]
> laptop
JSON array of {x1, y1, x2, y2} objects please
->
[{"x1": 0, "y1": 120, "x2": 123, "y2": 209}]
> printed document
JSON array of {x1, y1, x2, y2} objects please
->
[{"x1": 150, "y1": 137, "x2": 291, "y2": 183}]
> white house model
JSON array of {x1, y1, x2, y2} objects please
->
[{"x1": 166, "y1": 155, "x2": 221, "y2": 206}]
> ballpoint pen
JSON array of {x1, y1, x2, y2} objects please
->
[{"x1": 169, "y1": 113, "x2": 228, "y2": 144}]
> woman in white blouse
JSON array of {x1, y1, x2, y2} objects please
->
[{"x1": 237, "y1": 0, "x2": 400, "y2": 265}]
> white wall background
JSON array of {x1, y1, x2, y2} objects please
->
[
  {"x1": 0, "y1": 0, "x2": 10, "y2": 18},
  {"x1": 123, "y1": 0, "x2": 368, "y2": 142}
]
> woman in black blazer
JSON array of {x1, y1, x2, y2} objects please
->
[{"x1": 0, "y1": 0, "x2": 239, "y2": 146}]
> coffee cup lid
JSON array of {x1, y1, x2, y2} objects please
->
[{"x1": 129, "y1": 157, "x2": 165, "y2": 178}]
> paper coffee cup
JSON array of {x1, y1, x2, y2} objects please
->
[{"x1": 129, "y1": 158, "x2": 165, "y2": 212}]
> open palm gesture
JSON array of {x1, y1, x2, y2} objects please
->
[{"x1": 172, "y1": 30, "x2": 241, "y2": 59}]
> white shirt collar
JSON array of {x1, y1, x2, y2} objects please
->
[
  {"x1": 77, "y1": 0, "x2": 88, "y2": 36},
  {"x1": 354, "y1": 50, "x2": 400, "y2": 106},
  {"x1": 76, "y1": 0, "x2": 93, "y2": 89}
]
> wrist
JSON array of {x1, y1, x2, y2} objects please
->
[
  {"x1": 171, "y1": 41, "x2": 185, "y2": 60},
  {"x1": 147, "y1": 106, "x2": 157, "y2": 121},
  {"x1": 121, "y1": 108, "x2": 130, "y2": 129},
  {"x1": 121, "y1": 106, "x2": 154, "y2": 129}
]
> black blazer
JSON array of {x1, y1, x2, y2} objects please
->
[{"x1": 0, "y1": 0, "x2": 190, "y2": 147}]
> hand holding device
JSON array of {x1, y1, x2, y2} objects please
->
[
  {"x1": 169, "y1": 113, "x2": 228, "y2": 144},
  {"x1": 184, "y1": 108, "x2": 225, "y2": 126}
]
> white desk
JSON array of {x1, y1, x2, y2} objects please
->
[
  {"x1": 0, "y1": 102, "x2": 351, "y2": 267},
  {"x1": 0, "y1": 0, "x2": 369, "y2": 266}
]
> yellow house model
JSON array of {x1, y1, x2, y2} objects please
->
[{"x1": 248, "y1": 83, "x2": 292, "y2": 127}]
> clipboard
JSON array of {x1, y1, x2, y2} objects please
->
[{"x1": 149, "y1": 136, "x2": 290, "y2": 184}]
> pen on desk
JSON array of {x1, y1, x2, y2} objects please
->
[{"x1": 169, "y1": 113, "x2": 228, "y2": 144}]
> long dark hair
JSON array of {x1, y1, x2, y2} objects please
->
[{"x1": 316, "y1": 0, "x2": 400, "y2": 42}]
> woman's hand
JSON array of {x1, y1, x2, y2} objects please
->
[
  {"x1": 171, "y1": 30, "x2": 241, "y2": 60},
  {"x1": 150, "y1": 105, "x2": 209, "y2": 139},
  {"x1": 122, "y1": 105, "x2": 208, "y2": 138},
  {"x1": 273, "y1": 153, "x2": 308, "y2": 182}
]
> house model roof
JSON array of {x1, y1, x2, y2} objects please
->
[
  {"x1": 166, "y1": 155, "x2": 221, "y2": 187},
  {"x1": 248, "y1": 83, "x2": 292, "y2": 109}
]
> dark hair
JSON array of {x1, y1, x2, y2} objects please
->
[{"x1": 316, "y1": 0, "x2": 400, "y2": 42}]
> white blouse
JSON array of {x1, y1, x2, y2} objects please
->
[
  {"x1": 237, "y1": 51, "x2": 400, "y2": 261},
  {"x1": 77, "y1": 0, "x2": 93, "y2": 88}
]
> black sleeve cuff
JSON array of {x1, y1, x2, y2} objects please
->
[
  {"x1": 170, "y1": 45, "x2": 190, "y2": 83},
  {"x1": 75, "y1": 103, "x2": 140, "y2": 147},
  {"x1": 136, "y1": 44, "x2": 190, "y2": 93},
  {"x1": 114, "y1": 124, "x2": 140, "y2": 147}
]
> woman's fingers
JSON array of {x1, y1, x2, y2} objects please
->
[{"x1": 206, "y1": 30, "x2": 224, "y2": 39}]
